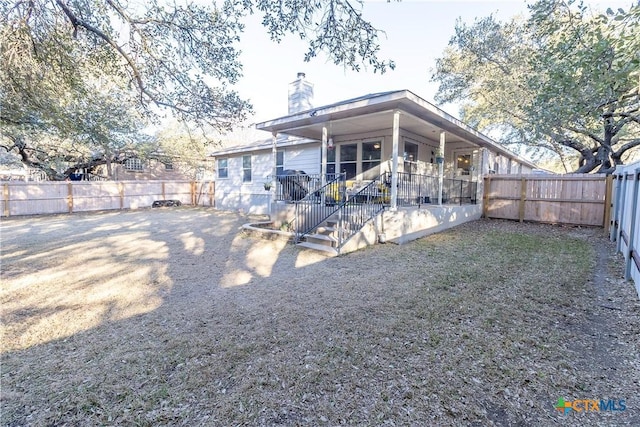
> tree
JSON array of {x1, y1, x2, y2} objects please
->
[
  {"x1": 432, "y1": 0, "x2": 640, "y2": 173},
  {"x1": 154, "y1": 122, "x2": 212, "y2": 180},
  {"x1": 1, "y1": 0, "x2": 396, "y2": 179}
]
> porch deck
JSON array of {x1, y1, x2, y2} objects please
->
[{"x1": 272, "y1": 171, "x2": 481, "y2": 254}]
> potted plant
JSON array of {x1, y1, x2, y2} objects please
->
[
  {"x1": 435, "y1": 148, "x2": 445, "y2": 164},
  {"x1": 263, "y1": 182, "x2": 272, "y2": 191}
]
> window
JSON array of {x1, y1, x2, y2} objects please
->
[
  {"x1": 456, "y1": 153, "x2": 472, "y2": 175},
  {"x1": 242, "y1": 155, "x2": 252, "y2": 182},
  {"x1": 276, "y1": 151, "x2": 284, "y2": 175},
  {"x1": 217, "y1": 158, "x2": 228, "y2": 178},
  {"x1": 339, "y1": 143, "x2": 357, "y2": 180},
  {"x1": 327, "y1": 147, "x2": 336, "y2": 175},
  {"x1": 362, "y1": 141, "x2": 381, "y2": 178},
  {"x1": 125, "y1": 158, "x2": 143, "y2": 171},
  {"x1": 404, "y1": 141, "x2": 418, "y2": 174},
  {"x1": 164, "y1": 162, "x2": 174, "y2": 171}
]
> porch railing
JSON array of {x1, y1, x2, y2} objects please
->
[
  {"x1": 291, "y1": 171, "x2": 479, "y2": 250},
  {"x1": 293, "y1": 173, "x2": 346, "y2": 242},
  {"x1": 335, "y1": 176, "x2": 387, "y2": 250},
  {"x1": 394, "y1": 172, "x2": 478, "y2": 206},
  {"x1": 276, "y1": 172, "x2": 343, "y2": 202},
  {"x1": 293, "y1": 173, "x2": 387, "y2": 250}
]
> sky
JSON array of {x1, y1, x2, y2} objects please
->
[{"x1": 230, "y1": 0, "x2": 632, "y2": 127}]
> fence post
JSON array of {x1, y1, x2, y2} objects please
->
[
  {"x1": 118, "y1": 182, "x2": 124, "y2": 210},
  {"x1": 190, "y1": 181, "x2": 196, "y2": 206},
  {"x1": 604, "y1": 175, "x2": 613, "y2": 231},
  {"x1": 483, "y1": 176, "x2": 491, "y2": 218},
  {"x1": 67, "y1": 182, "x2": 74, "y2": 214},
  {"x1": 616, "y1": 175, "x2": 628, "y2": 252},
  {"x1": 162, "y1": 181, "x2": 166, "y2": 200},
  {"x1": 209, "y1": 181, "x2": 214, "y2": 207},
  {"x1": 3, "y1": 183, "x2": 9, "y2": 217},
  {"x1": 519, "y1": 177, "x2": 526, "y2": 223}
]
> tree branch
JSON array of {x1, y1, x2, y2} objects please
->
[
  {"x1": 613, "y1": 138, "x2": 640, "y2": 158},
  {"x1": 565, "y1": 125, "x2": 604, "y2": 145},
  {"x1": 54, "y1": 0, "x2": 155, "y2": 106}
]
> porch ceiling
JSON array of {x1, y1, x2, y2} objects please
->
[
  {"x1": 256, "y1": 90, "x2": 478, "y2": 144},
  {"x1": 255, "y1": 90, "x2": 537, "y2": 168},
  {"x1": 272, "y1": 109, "x2": 466, "y2": 145}
]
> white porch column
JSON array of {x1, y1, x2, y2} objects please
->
[
  {"x1": 272, "y1": 132, "x2": 279, "y2": 208},
  {"x1": 390, "y1": 110, "x2": 400, "y2": 211},
  {"x1": 438, "y1": 131, "x2": 446, "y2": 205},
  {"x1": 271, "y1": 132, "x2": 278, "y2": 217},
  {"x1": 321, "y1": 126, "x2": 328, "y2": 205},
  {"x1": 321, "y1": 126, "x2": 328, "y2": 185}
]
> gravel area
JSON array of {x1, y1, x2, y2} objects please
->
[{"x1": 1, "y1": 207, "x2": 639, "y2": 426}]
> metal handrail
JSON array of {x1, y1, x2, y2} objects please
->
[
  {"x1": 276, "y1": 172, "x2": 343, "y2": 202},
  {"x1": 394, "y1": 172, "x2": 478, "y2": 206},
  {"x1": 335, "y1": 175, "x2": 387, "y2": 251},
  {"x1": 292, "y1": 171, "x2": 478, "y2": 250},
  {"x1": 293, "y1": 173, "x2": 346, "y2": 243}
]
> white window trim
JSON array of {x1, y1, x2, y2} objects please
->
[
  {"x1": 453, "y1": 149, "x2": 475, "y2": 178},
  {"x1": 276, "y1": 150, "x2": 285, "y2": 175},
  {"x1": 125, "y1": 158, "x2": 143, "y2": 171},
  {"x1": 242, "y1": 154, "x2": 252, "y2": 183},
  {"x1": 217, "y1": 158, "x2": 229, "y2": 179},
  {"x1": 330, "y1": 138, "x2": 383, "y2": 180}
]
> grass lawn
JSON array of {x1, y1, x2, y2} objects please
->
[{"x1": 1, "y1": 210, "x2": 639, "y2": 426}]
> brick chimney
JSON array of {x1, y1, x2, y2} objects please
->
[{"x1": 288, "y1": 72, "x2": 314, "y2": 114}]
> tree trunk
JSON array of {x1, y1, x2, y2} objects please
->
[{"x1": 106, "y1": 157, "x2": 113, "y2": 180}]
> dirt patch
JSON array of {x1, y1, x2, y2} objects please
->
[{"x1": 1, "y1": 210, "x2": 639, "y2": 426}]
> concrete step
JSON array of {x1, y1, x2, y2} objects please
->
[
  {"x1": 326, "y1": 219, "x2": 338, "y2": 228},
  {"x1": 305, "y1": 234, "x2": 338, "y2": 247},
  {"x1": 315, "y1": 226, "x2": 337, "y2": 236},
  {"x1": 296, "y1": 241, "x2": 338, "y2": 256}
]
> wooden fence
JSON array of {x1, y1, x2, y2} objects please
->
[
  {"x1": 609, "y1": 162, "x2": 640, "y2": 298},
  {"x1": 483, "y1": 174, "x2": 611, "y2": 227},
  {"x1": 1, "y1": 180, "x2": 215, "y2": 217}
]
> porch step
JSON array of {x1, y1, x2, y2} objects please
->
[
  {"x1": 315, "y1": 226, "x2": 337, "y2": 236},
  {"x1": 297, "y1": 241, "x2": 338, "y2": 256},
  {"x1": 305, "y1": 234, "x2": 338, "y2": 247},
  {"x1": 326, "y1": 219, "x2": 338, "y2": 228}
]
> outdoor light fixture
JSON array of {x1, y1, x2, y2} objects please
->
[{"x1": 328, "y1": 138, "x2": 334, "y2": 150}]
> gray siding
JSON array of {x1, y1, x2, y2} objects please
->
[
  {"x1": 284, "y1": 144, "x2": 320, "y2": 174},
  {"x1": 215, "y1": 151, "x2": 273, "y2": 214}
]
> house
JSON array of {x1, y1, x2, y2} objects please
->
[
  {"x1": 107, "y1": 158, "x2": 213, "y2": 181},
  {"x1": 211, "y1": 73, "x2": 537, "y2": 253}
]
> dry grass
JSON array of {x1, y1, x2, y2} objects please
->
[{"x1": 1, "y1": 209, "x2": 639, "y2": 426}]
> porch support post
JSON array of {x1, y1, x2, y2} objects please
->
[
  {"x1": 321, "y1": 126, "x2": 328, "y2": 205},
  {"x1": 438, "y1": 131, "x2": 446, "y2": 205},
  {"x1": 390, "y1": 110, "x2": 400, "y2": 211},
  {"x1": 271, "y1": 131, "x2": 278, "y2": 217}
]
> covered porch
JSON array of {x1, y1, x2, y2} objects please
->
[
  {"x1": 257, "y1": 90, "x2": 494, "y2": 210},
  {"x1": 255, "y1": 90, "x2": 518, "y2": 253}
]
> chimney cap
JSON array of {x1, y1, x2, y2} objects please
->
[{"x1": 296, "y1": 72, "x2": 306, "y2": 79}]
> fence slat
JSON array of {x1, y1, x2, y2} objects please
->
[
  {"x1": 483, "y1": 174, "x2": 607, "y2": 226},
  {"x1": 610, "y1": 162, "x2": 640, "y2": 299},
  {"x1": 0, "y1": 180, "x2": 215, "y2": 217}
]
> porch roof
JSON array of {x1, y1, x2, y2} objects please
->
[{"x1": 255, "y1": 89, "x2": 537, "y2": 168}]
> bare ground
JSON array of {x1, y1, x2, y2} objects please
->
[{"x1": 1, "y1": 208, "x2": 639, "y2": 426}]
